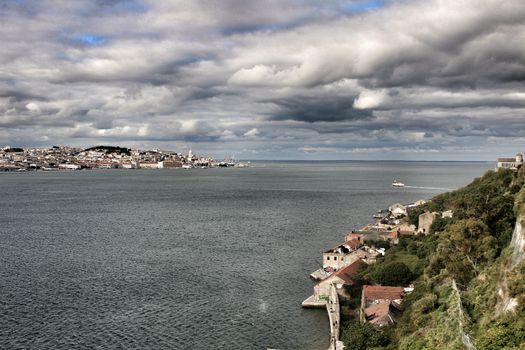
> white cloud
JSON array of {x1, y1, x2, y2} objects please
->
[
  {"x1": 1, "y1": 0, "x2": 525, "y2": 160},
  {"x1": 353, "y1": 90, "x2": 390, "y2": 109}
]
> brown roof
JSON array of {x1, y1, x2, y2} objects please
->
[
  {"x1": 345, "y1": 239, "x2": 362, "y2": 250},
  {"x1": 363, "y1": 285, "x2": 405, "y2": 302},
  {"x1": 365, "y1": 301, "x2": 397, "y2": 326},
  {"x1": 497, "y1": 158, "x2": 516, "y2": 162},
  {"x1": 364, "y1": 300, "x2": 391, "y2": 318},
  {"x1": 333, "y1": 259, "x2": 366, "y2": 283}
]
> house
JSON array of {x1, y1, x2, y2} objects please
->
[
  {"x1": 95, "y1": 162, "x2": 118, "y2": 169},
  {"x1": 58, "y1": 163, "x2": 81, "y2": 170},
  {"x1": 158, "y1": 160, "x2": 183, "y2": 168},
  {"x1": 396, "y1": 224, "x2": 416, "y2": 236},
  {"x1": 314, "y1": 259, "x2": 366, "y2": 301},
  {"x1": 388, "y1": 203, "x2": 407, "y2": 217},
  {"x1": 139, "y1": 162, "x2": 159, "y2": 169},
  {"x1": 418, "y1": 211, "x2": 438, "y2": 234},
  {"x1": 363, "y1": 300, "x2": 401, "y2": 327},
  {"x1": 346, "y1": 232, "x2": 365, "y2": 243},
  {"x1": 353, "y1": 246, "x2": 383, "y2": 264},
  {"x1": 360, "y1": 285, "x2": 410, "y2": 327},
  {"x1": 442, "y1": 210, "x2": 453, "y2": 219},
  {"x1": 323, "y1": 239, "x2": 363, "y2": 271},
  {"x1": 120, "y1": 162, "x2": 138, "y2": 169},
  {"x1": 497, "y1": 153, "x2": 523, "y2": 170},
  {"x1": 406, "y1": 199, "x2": 427, "y2": 212}
]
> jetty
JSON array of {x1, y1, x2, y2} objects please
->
[{"x1": 302, "y1": 283, "x2": 344, "y2": 350}]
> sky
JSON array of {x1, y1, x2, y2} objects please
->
[{"x1": 1, "y1": 0, "x2": 525, "y2": 160}]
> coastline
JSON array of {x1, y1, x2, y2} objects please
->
[{"x1": 302, "y1": 194, "x2": 438, "y2": 349}]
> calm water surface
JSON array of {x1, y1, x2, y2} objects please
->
[{"x1": 0, "y1": 161, "x2": 492, "y2": 349}]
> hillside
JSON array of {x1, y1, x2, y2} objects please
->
[{"x1": 342, "y1": 167, "x2": 525, "y2": 349}]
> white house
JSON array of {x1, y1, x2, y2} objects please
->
[
  {"x1": 388, "y1": 203, "x2": 407, "y2": 217},
  {"x1": 497, "y1": 153, "x2": 523, "y2": 170}
]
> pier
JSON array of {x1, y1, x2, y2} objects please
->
[{"x1": 302, "y1": 283, "x2": 344, "y2": 350}]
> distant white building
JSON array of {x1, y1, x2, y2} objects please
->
[
  {"x1": 58, "y1": 164, "x2": 81, "y2": 170},
  {"x1": 388, "y1": 203, "x2": 407, "y2": 217},
  {"x1": 497, "y1": 153, "x2": 523, "y2": 170}
]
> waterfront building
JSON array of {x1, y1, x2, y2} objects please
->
[
  {"x1": 388, "y1": 203, "x2": 407, "y2": 217},
  {"x1": 323, "y1": 239, "x2": 363, "y2": 271},
  {"x1": 139, "y1": 162, "x2": 159, "y2": 169},
  {"x1": 158, "y1": 160, "x2": 183, "y2": 168},
  {"x1": 96, "y1": 162, "x2": 118, "y2": 169},
  {"x1": 58, "y1": 164, "x2": 81, "y2": 170},
  {"x1": 314, "y1": 259, "x2": 366, "y2": 302}
]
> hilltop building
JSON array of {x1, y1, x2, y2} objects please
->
[{"x1": 497, "y1": 153, "x2": 523, "y2": 170}]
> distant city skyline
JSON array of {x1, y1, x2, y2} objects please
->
[{"x1": 1, "y1": 0, "x2": 525, "y2": 160}]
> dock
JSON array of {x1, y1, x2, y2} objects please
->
[
  {"x1": 310, "y1": 268, "x2": 330, "y2": 281},
  {"x1": 302, "y1": 283, "x2": 344, "y2": 350}
]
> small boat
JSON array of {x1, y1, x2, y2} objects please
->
[{"x1": 392, "y1": 180, "x2": 405, "y2": 187}]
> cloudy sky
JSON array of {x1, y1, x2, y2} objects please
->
[{"x1": 1, "y1": 0, "x2": 525, "y2": 160}]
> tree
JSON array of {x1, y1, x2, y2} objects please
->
[
  {"x1": 437, "y1": 219, "x2": 496, "y2": 287},
  {"x1": 429, "y1": 217, "x2": 449, "y2": 234},
  {"x1": 368, "y1": 261, "x2": 413, "y2": 286},
  {"x1": 341, "y1": 320, "x2": 390, "y2": 350}
]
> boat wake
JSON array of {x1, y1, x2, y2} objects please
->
[{"x1": 404, "y1": 185, "x2": 453, "y2": 191}]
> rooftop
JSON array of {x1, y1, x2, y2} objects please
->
[
  {"x1": 333, "y1": 259, "x2": 366, "y2": 283},
  {"x1": 363, "y1": 285, "x2": 405, "y2": 302}
]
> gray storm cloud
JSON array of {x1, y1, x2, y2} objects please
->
[{"x1": 1, "y1": 0, "x2": 525, "y2": 159}]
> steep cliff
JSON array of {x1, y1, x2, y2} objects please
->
[
  {"x1": 343, "y1": 168, "x2": 525, "y2": 350},
  {"x1": 510, "y1": 214, "x2": 525, "y2": 268}
]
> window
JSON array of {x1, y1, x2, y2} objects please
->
[
  {"x1": 327, "y1": 256, "x2": 330, "y2": 260},
  {"x1": 334, "y1": 256, "x2": 337, "y2": 260}
]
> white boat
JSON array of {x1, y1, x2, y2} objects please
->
[{"x1": 392, "y1": 180, "x2": 405, "y2": 187}]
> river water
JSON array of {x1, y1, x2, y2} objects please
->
[{"x1": 0, "y1": 161, "x2": 492, "y2": 349}]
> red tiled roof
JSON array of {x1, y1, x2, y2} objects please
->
[
  {"x1": 345, "y1": 239, "x2": 362, "y2": 250},
  {"x1": 365, "y1": 301, "x2": 396, "y2": 326},
  {"x1": 363, "y1": 285, "x2": 405, "y2": 301},
  {"x1": 364, "y1": 300, "x2": 390, "y2": 318},
  {"x1": 334, "y1": 259, "x2": 366, "y2": 283}
]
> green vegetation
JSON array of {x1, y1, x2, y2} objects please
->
[
  {"x1": 84, "y1": 145, "x2": 131, "y2": 155},
  {"x1": 4, "y1": 147, "x2": 24, "y2": 152},
  {"x1": 341, "y1": 320, "x2": 391, "y2": 350},
  {"x1": 341, "y1": 167, "x2": 525, "y2": 349}
]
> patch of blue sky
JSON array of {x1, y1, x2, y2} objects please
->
[
  {"x1": 342, "y1": 0, "x2": 385, "y2": 13},
  {"x1": 75, "y1": 34, "x2": 108, "y2": 46}
]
